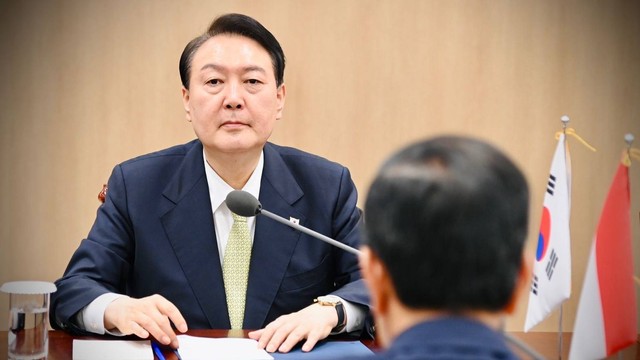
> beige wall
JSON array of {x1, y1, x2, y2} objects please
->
[{"x1": 1, "y1": 0, "x2": 639, "y2": 335}]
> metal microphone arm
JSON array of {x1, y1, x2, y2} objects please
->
[{"x1": 260, "y1": 209, "x2": 361, "y2": 256}]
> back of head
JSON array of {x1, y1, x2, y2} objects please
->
[
  {"x1": 364, "y1": 135, "x2": 529, "y2": 312},
  {"x1": 179, "y1": 13, "x2": 286, "y2": 88}
]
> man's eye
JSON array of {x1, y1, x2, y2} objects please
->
[
  {"x1": 246, "y1": 79, "x2": 261, "y2": 85},
  {"x1": 207, "y1": 79, "x2": 221, "y2": 85}
]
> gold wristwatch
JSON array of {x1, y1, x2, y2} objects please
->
[{"x1": 314, "y1": 295, "x2": 346, "y2": 332}]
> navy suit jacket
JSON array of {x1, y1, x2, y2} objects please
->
[{"x1": 51, "y1": 140, "x2": 370, "y2": 334}]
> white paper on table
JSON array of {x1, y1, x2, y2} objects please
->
[
  {"x1": 176, "y1": 335, "x2": 273, "y2": 360},
  {"x1": 72, "y1": 339, "x2": 152, "y2": 360}
]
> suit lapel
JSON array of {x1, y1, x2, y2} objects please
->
[
  {"x1": 243, "y1": 143, "x2": 305, "y2": 329},
  {"x1": 160, "y1": 141, "x2": 230, "y2": 328}
]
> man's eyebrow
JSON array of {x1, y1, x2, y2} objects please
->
[
  {"x1": 242, "y1": 65, "x2": 267, "y2": 74},
  {"x1": 199, "y1": 63, "x2": 267, "y2": 74},
  {"x1": 200, "y1": 63, "x2": 223, "y2": 72}
]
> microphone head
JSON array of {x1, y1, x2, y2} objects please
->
[{"x1": 225, "y1": 190, "x2": 262, "y2": 217}]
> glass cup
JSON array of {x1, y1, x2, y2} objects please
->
[{"x1": 1, "y1": 281, "x2": 56, "y2": 360}]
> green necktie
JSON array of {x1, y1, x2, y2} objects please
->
[{"x1": 223, "y1": 213, "x2": 252, "y2": 329}]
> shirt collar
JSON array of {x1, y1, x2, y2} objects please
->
[{"x1": 203, "y1": 149, "x2": 264, "y2": 213}]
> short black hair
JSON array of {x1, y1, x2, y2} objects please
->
[
  {"x1": 179, "y1": 13, "x2": 286, "y2": 89},
  {"x1": 364, "y1": 135, "x2": 529, "y2": 312}
]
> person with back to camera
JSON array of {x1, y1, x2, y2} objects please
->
[
  {"x1": 50, "y1": 13, "x2": 372, "y2": 353},
  {"x1": 347, "y1": 135, "x2": 531, "y2": 359}
]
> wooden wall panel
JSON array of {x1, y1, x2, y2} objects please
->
[{"x1": 1, "y1": 0, "x2": 638, "y2": 335}]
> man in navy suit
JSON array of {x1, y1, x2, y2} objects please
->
[
  {"x1": 352, "y1": 136, "x2": 531, "y2": 359},
  {"x1": 50, "y1": 13, "x2": 370, "y2": 353}
]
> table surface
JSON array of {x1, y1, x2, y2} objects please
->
[
  {"x1": 0, "y1": 330, "x2": 375, "y2": 360},
  {"x1": 0, "y1": 330, "x2": 638, "y2": 359}
]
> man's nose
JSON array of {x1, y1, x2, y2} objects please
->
[{"x1": 224, "y1": 83, "x2": 243, "y2": 109}]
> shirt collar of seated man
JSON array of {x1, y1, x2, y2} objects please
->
[{"x1": 359, "y1": 135, "x2": 532, "y2": 351}]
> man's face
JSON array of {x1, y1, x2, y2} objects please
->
[{"x1": 182, "y1": 34, "x2": 285, "y2": 156}]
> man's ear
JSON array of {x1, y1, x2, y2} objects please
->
[
  {"x1": 181, "y1": 87, "x2": 192, "y2": 122},
  {"x1": 360, "y1": 246, "x2": 391, "y2": 315},
  {"x1": 504, "y1": 253, "x2": 532, "y2": 314},
  {"x1": 275, "y1": 84, "x2": 286, "y2": 120}
]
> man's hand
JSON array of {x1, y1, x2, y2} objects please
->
[
  {"x1": 104, "y1": 294, "x2": 188, "y2": 349},
  {"x1": 248, "y1": 303, "x2": 338, "y2": 353}
]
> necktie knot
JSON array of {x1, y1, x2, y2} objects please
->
[{"x1": 231, "y1": 213, "x2": 247, "y2": 223}]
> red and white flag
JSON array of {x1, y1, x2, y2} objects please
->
[
  {"x1": 524, "y1": 134, "x2": 572, "y2": 331},
  {"x1": 569, "y1": 161, "x2": 637, "y2": 359}
]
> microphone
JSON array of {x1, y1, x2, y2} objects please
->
[{"x1": 225, "y1": 190, "x2": 361, "y2": 256}]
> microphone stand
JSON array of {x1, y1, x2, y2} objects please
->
[{"x1": 260, "y1": 209, "x2": 361, "y2": 256}]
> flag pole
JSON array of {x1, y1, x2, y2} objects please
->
[
  {"x1": 624, "y1": 133, "x2": 634, "y2": 166},
  {"x1": 618, "y1": 133, "x2": 634, "y2": 360},
  {"x1": 555, "y1": 115, "x2": 570, "y2": 360},
  {"x1": 558, "y1": 305, "x2": 563, "y2": 360}
]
